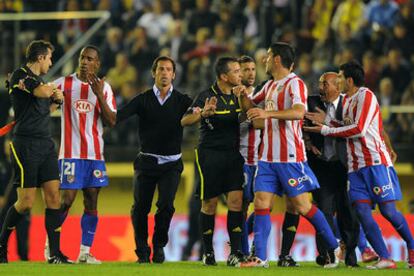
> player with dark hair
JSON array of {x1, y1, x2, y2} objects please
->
[
  {"x1": 305, "y1": 60, "x2": 414, "y2": 269},
  {"x1": 181, "y1": 56, "x2": 247, "y2": 267},
  {"x1": 117, "y1": 56, "x2": 193, "y2": 264},
  {"x1": 235, "y1": 42, "x2": 339, "y2": 268},
  {"x1": 46, "y1": 45, "x2": 117, "y2": 264},
  {"x1": 0, "y1": 40, "x2": 70, "y2": 264}
]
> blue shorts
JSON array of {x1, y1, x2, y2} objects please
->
[
  {"x1": 254, "y1": 161, "x2": 320, "y2": 197},
  {"x1": 348, "y1": 165, "x2": 402, "y2": 204},
  {"x1": 59, "y1": 159, "x2": 109, "y2": 190},
  {"x1": 243, "y1": 164, "x2": 257, "y2": 202}
]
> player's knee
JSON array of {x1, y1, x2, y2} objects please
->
[
  {"x1": 44, "y1": 191, "x2": 61, "y2": 208},
  {"x1": 254, "y1": 195, "x2": 270, "y2": 209},
  {"x1": 201, "y1": 200, "x2": 217, "y2": 215},
  {"x1": 15, "y1": 200, "x2": 34, "y2": 212}
]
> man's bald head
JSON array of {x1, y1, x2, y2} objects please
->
[{"x1": 319, "y1": 72, "x2": 340, "y2": 103}]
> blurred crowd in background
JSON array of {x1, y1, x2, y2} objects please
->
[{"x1": 0, "y1": 0, "x2": 413, "y2": 161}]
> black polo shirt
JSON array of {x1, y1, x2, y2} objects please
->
[
  {"x1": 191, "y1": 82, "x2": 241, "y2": 150},
  {"x1": 9, "y1": 66, "x2": 51, "y2": 138}
]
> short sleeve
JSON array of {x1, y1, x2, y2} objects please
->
[{"x1": 104, "y1": 82, "x2": 117, "y2": 113}]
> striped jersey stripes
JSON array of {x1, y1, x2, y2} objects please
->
[
  {"x1": 54, "y1": 74, "x2": 117, "y2": 161},
  {"x1": 321, "y1": 87, "x2": 392, "y2": 172},
  {"x1": 239, "y1": 90, "x2": 261, "y2": 165},
  {"x1": 251, "y1": 73, "x2": 307, "y2": 163}
]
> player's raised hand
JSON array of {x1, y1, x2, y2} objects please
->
[
  {"x1": 247, "y1": 107, "x2": 268, "y2": 120},
  {"x1": 305, "y1": 107, "x2": 326, "y2": 124},
  {"x1": 87, "y1": 73, "x2": 104, "y2": 98}
]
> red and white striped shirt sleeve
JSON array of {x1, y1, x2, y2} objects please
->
[
  {"x1": 288, "y1": 78, "x2": 307, "y2": 108},
  {"x1": 321, "y1": 90, "x2": 377, "y2": 138},
  {"x1": 104, "y1": 82, "x2": 117, "y2": 113},
  {"x1": 252, "y1": 80, "x2": 272, "y2": 105}
]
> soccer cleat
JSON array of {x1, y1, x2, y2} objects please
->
[
  {"x1": 361, "y1": 247, "x2": 379, "y2": 263},
  {"x1": 237, "y1": 256, "x2": 269, "y2": 268},
  {"x1": 152, "y1": 247, "x2": 165, "y2": 264},
  {"x1": 44, "y1": 238, "x2": 50, "y2": 260},
  {"x1": 407, "y1": 249, "x2": 414, "y2": 269},
  {"x1": 0, "y1": 245, "x2": 8, "y2": 263},
  {"x1": 202, "y1": 252, "x2": 217, "y2": 266},
  {"x1": 366, "y1": 258, "x2": 396, "y2": 269},
  {"x1": 227, "y1": 251, "x2": 247, "y2": 267},
  {"x1": 337, "y1": 241, "x2": 346, "y2": 263},
  {"x1": 324, "y1": 247, "x2": 339, "y2": 268},
  {"x1": 277, "y1": 255, "x2": 299, "y2": 267},
  {"x1": 48, "y1": 251, "x2": 74, "y2": 264},
  {"x1": 77, "y1": 253, "x2": 102, "y2": 264}
]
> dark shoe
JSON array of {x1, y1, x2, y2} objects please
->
[
  {"x1": 227, "y1": 251, "x2": 247, "y2": 267},
  {"x1": 277, "y1": 255, "x2": 299, "y2": 267},
  {"x1": 135, "y1": 247, "x2": 151, "y2": 263},
  {"x1": 152, "y1": 247, "x2": 165, "y2": 264},
  {"x1": 48, "y1": 251, "x2": 73, "y2": 264},
  {"x1": 324, "y1": 247, "x2": 339, "y2": 268},
  {"x1": 316, "y1": 254, "x2": 327, "y2": 266},
  {"x1": 0, "y1": 245, "x2": 8, "y2": 263},
  {"x1": 202, "y1": 252, "x2": 217, "y2": 266}
]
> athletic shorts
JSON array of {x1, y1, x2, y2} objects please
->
[
  {"x1": 243, "y1": 164, "x2": 257, "y2": 202},
  {"x1": 59, "y1": 158, "x2": 109, "y2": 190},
  {"x1": 348, "y1": 165, "x2": 402, "y2": 204},
  {"x1": 254, "y1": 161, "x2": 320, "y2": 197},
  {"x1": 10, "y1": 136, "x2": 59, "y2": 188},
  {"x1": 195, "y1": 147, "x2": 244, "y2": 200}
]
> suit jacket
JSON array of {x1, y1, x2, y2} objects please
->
[{"x1": 306, "y1": 95, "x2": 347, "y2": 167}]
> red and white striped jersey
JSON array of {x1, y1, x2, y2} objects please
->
[
  {"x1": 252, "y1": 73, "x2": 307, "y2": 163},
  {"x1": 54, "y1": 74, "x2": 117, "y2": 161},
  {"x1": 239, "y1": 92, "x2": 261, "y2": 165},
  {"x1": 321, "y1": 87, "x2": 392, "y2": 172}
]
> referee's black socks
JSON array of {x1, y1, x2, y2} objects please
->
[
  {"x1": 227, "y1": 210, "x2": 243, "y2": 254},
  {"x1": 0, "y1": 206, "x2": 25, "y2": 247},
  {"x1": 200, "y1": 212, "x2": 215, "y2": 253},
  {"x1": 280, "y1": 211, "x2": 300, "y2": 257},
  {"x1": 45, "y1": 208, "x2": 62, "y2": 257}
]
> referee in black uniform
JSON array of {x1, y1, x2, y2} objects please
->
[
  {"x1": 181, "y1": 57, "x2": 246, "y2": 267},
  {"x1": 116, "y1": 56, "x2": 193, "y2": 264},
  {"x1": 0, "y1": 40, "x2": 71, "y2": 264}
]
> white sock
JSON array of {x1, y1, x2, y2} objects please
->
[{"x1": 80, "y1": 244, "x2": 90, "y2": 255}]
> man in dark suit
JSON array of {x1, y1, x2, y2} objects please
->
[{"x1": 305, "y1": 72, "x2": 360, "y2": 267}]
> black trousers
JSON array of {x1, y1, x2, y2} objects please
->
[
  {"x1": 310, "y1": 156, "x2": 360, "y2": 265},
  {"x1": 131, "y1": 154, "x2": 183, "y2": 252}
]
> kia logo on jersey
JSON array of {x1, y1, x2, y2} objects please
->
[{"x1": 74, "y1": 100, "x2": 94, "y2": 113}]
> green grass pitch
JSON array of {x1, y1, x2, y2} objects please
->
[{"x1": 0, "y1": 262, "x2": 411, "y2": 275}]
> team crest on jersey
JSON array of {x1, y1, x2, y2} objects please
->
[
  {"x1": 93, "y1": 170, "x2": 103, "y2": 178},
  {"x1": 67, "y1": 175, "x2": 75, "y2": 183},
  {"x1": 343, "y1": 116, "x2": 353, "y2": 125},
  {"x1": 276, "y1": 85, "x2": 284, "y2": 93},
  {"x1": 74, "y1": 99, "x2": 94, "y2": 113},
  {"x1": 265, "y1": 100, "x2": 275, "y2": 111}
]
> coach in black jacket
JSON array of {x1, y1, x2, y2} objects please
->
[
  {"x1": 305, "y1": 72, "x2": 359, "y2": 267},
  {"x1": 117, "y1": 56, "x2": 193, "y2": 264}
]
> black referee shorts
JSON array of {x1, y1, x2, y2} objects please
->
[
  {"x1": 10, "y1": 136, "x2": 59, "y2": 188},
  {"x1": 195, "y1": 147, "x2": 244, "y2": 200}
]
